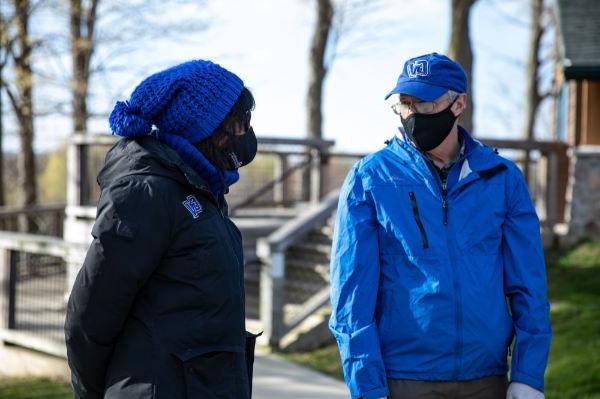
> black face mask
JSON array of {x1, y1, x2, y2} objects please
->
[
  {"x1": 225, "y1": 126, "x2": 257, "y2": 170},
  {"x1": 400, "y1": 98, "x2": 458, "y2": 152}
]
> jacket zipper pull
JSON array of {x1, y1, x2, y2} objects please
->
[
  {"x1": 442, "y1": 177, "x2": 449, "y2": 226},
  {"x1": 442, "y1": 198, "x2": 448, "y2": 226}
]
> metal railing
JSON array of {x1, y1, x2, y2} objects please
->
[
  {"x1": 256, "y1": 190, "x2": 340, "y2": 347},
  {"x1": 0, "y1": 205, "x2": 65, "y2": 237},
  {"x1": 329, "y1": 137, "x2": 569, "y2": 232},
  {"x1": 0, "y1": 231, "x2": 86, "y2": 357},
  {"x1": 0, "y1": 134, "x2": 569, "y2": 354},
  {"x1": 480, "y1": 138, "x2": 569, "y2": 231},
  {"x1": 253, "y1": 137, "x2": 569, "y2": 349},
  {"x1": 69, "y1": 134, "x2": 335, "y2": 210}
]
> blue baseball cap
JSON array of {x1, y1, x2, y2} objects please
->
[{"x1": 385, "y1": 52, "x2": 467, "y2": 101}]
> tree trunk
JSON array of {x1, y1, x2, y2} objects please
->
[
  {"x1": 0, "y1": 57, "x2": 5, "y2": 208},
  {"x1": 1, "y1": 10, "x2": 13, "y2": 211},
  {"x1": 70, "y1": 0, "x2": 99, "y2": 134},
  {"x1": 304, "y1": 0, "x2": 333, "y2": 201},
  {"x1": 522, "y1": 0, "x2": 544, "y2": 186},
  {"x1": 448, "y1": 0, "x2": 476, "y2": 133},
  {"x1": 14, "y1": 0, "x2": 37, "y2": 231},
  {"x1": 306, "y1": 0, "x2": 333, "y2": 140}
]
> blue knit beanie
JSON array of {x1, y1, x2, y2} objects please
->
[
  {"x1": 109, "y1": 60, "x2": 245, "y2": 197},
  {"x1": 109, "y1": 60, "x2": 244, "y2": 141}
]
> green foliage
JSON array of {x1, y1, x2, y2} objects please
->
[
  {"x1": 280, "y1": 344, "x2": 343, "y2": 381},
  {"x1": 544, "y1": 241, "x2": 600, "y2": 398},
  {"x1": 38, "y1": 145, "x2": 67, "y2": 205},
  {"x1": 0, "y1": 378, "x2": 71, "y2": 399},
  {"x1": 548, "y1": 241, "x2": 600, "y2": 269},
  {"x1": 284, "y1": 241, "x2": 600, "y2": 398}
]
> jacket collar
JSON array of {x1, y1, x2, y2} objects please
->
[
  {"x1": 98, "y1": 137, "x2": 215, "y2": 199},
  {"x1": 389, "y1": 126, "x2": 505, "y2": 194}
]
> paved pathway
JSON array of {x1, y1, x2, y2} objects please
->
[
  {"x1": 254, "y1": 353, "x2": 348, "y2": 399},
  {"x1": 5, "y1": 272, "x2": 350, "y2": 398},
  {"x1": 1, "y1": 343, "x2": 349, "y2": 398}
]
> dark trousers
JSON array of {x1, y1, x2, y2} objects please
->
[{"x1": 388, "y1": 375, "x2": 508, "y2": 399}]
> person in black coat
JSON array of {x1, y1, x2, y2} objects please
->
[{"x1": 65, "y1": 60, "x2": 260, "y2": 399}]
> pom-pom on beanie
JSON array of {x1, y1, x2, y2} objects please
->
[{"x1": 108, "y1": 60, "x2": 245, "y2": 198}]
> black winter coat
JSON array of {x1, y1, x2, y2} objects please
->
[{"x1": 65, "y1": 137, "x2": 256, "y2": 399}]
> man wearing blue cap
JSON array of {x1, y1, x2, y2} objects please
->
[{"x1": 329, "y1": 53, "x2": 551, "y2": 399}]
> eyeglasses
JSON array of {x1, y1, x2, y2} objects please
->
[
  {"x1": 391, "y1": 93, "x2": 458, "y2": 117},
  {"x1": 231, "y1": 110, "x2": 251, "y2": 136},
  {"x1": 242, "y1": 110, "x2": 251, "y2": 132}
]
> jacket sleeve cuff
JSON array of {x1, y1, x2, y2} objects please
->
[
  {"x1": 357, "y1": 386, "x2": 390, "y2": 399},
  {"x1": 510, "y1": 369, "x2": 544, "y2": 393},
  {"x1": 332, "y1": 322, "x2": 388, "y2": 399}
]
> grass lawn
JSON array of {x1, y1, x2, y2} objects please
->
[
  {"x1": 0, "y1": 378, "x2": 71, "y2": 399},
  {"x1": 284, "y1": 241, "x2": 600, "y2": 399}
]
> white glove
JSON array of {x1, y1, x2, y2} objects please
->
[{"x1": 506, "y1": 382, "x2": 544, "y2": 399}]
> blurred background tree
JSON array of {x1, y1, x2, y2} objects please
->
[
  {"x1": 1, "y1": 0, "x2": 39, "y2": 231},
  {"x1": 1, "y1": 0, "x2": 209, "y2": 210},
  {"x1": 448, "y1": 0, "x2": 477, "y2": 132}
]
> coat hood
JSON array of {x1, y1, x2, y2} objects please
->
[{"x1": 97, "y1": 136, "x2": 212, "y2": 196}]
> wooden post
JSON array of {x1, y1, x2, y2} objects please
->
[
  {"x1": 0, "y1": 248, "x2": 17, "y2": 330},
  {"x1": 67, "y1": 138, "x2": 91, "y2": 207},
  {"x1": 273, "y1": 154, "x2": 289, "y2": 206},
  {"x1": 320, "y1": 145, "x2": 330, "y2": 197},
  {"x1": 67, "y1": 139, "x2": 79, "y2": 207},
  {"x1": 258, "y1": 243, "x2": 286, "y2": 349},
  {"x1": 309, "y1": 148, "x2": 322, "y2": 204},
  {"x1": 523, "y1": 149, "x2": 532, "y2": 194},
  {"x1": 79, "y1": 144, "x2": 90, "y2": 206},
  {"x1": 546, "y1": 151, "x2": 559, "y2": 234},
  {"x1": 54, "y1": 210, "x2": 63, "y2": 237}
]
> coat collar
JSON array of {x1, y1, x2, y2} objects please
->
[
  {"x1": 98, "y1": 137, "x2": 216, "y2": 199},
  {"x1": 388, "y1": 126, "x2": 506, "y2": 196}
]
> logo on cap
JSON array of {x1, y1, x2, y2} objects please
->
[
  {"x1": 407, "y1": 60, "x2": 429, "y2": 79},
  {"x1": 182, "y1": 195, "x2": 203, "y2": 219}
]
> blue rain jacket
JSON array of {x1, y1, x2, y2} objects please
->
[{"x1": 329, "y1": 130, "x2": 551, "y2": 399}]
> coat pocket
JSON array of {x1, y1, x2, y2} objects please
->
[
  {"x1": 245, "y1": 331, "x2": 262, "y2": 398},
  {"x1": 174, "y1": 345, "x2": 249, "y2": 399},
  {"x1": 408, "y1": 191, "x2": 429, "y2": 249}
]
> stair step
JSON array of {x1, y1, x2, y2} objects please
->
[
  {"x1": 284, "y1": 278, "x2": 328, "y2": 291},
  {"x1": 304, "y1": 232, "x2": 333, "y2": 245},
  {"x1": 284, "y1": 285, "x2": 328, "y2": 304},
  {"x1": 280, "y1": 306, "x2": 333, "y2": 352},
  {"x1": 318, "y1": 224, "x2": 335, "y2": 236},
  {"x1": 244, "y1": 273, "x2": 260, "y2": 284},
  {"x1": 286, "y1": 256, "x2": 329, "y2": 270},
  {"x1": 285, "y1": 271, "x2": 327, "y2": 283},
  {"x1": 287, "y1": 268, "x2": 329, "y2": 283},
  {"x1": 289, "y1": 241, "x2": 331, "y2": 256},
  {"x1": 286, "y1": 251, "x2": 330, "y2": 265}
]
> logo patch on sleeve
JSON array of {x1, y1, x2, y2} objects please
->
[{"x1": 182, "y1": 195, "x2": 203, "y2": 219}]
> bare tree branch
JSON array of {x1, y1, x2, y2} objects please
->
[{"x1": 485, "y1": 0, "x2": 529, "y2": 29}]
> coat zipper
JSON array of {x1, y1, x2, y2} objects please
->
[
  {"x1": 183, "y1": 171, "x2": 245, "y2": 300},
  {"x1": 217, "y1": 198, "x2": 246, "y2": 305},
  {"x1": 436, "y1": 168, "x2": 463, "y2": 379},
  {"x1": 441, "y1": 175, "x2": 449, "y2": 226},
  {"x1": 408, "y1": 191, "x2": 429, "y2": 249}
]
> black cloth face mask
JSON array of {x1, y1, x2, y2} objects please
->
[
  {"x1": 400, "y1": 97, "x2": 459, "y2": 152},
  {"x1": 226, "y1": 126, "x2": 257, "y2": 170}
]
